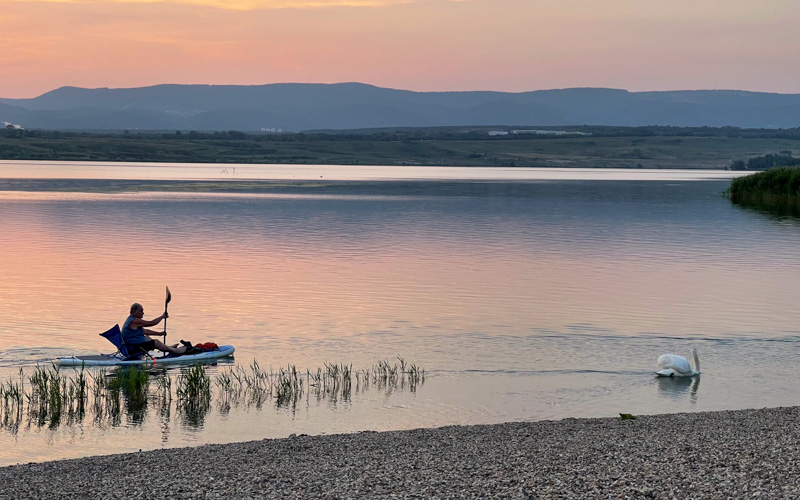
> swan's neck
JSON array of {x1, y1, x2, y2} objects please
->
[{"x1": 692, "y1": 348, "x2": 700, "y2": 373}]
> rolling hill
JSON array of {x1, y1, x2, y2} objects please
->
[{"x1": 2, "y1": 83, "x2": 799, "y2": 131}]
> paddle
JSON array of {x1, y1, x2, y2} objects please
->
[{"x1": 163, "y1": 286, "x2": 171, "y2": 337}]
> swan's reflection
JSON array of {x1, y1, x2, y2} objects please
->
[{"x1": 656, "y1": 376, "x2": 700, "y2": 404}]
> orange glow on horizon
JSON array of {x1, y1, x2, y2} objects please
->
[
  {"x1": 1, "y1": 0, "x2": 799, "y2": 98},
  {"x1": 1, "y1": 0, "x2": 421, "y2": 10}
]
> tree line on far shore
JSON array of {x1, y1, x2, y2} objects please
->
[
  {"x1": 729, "y1": 152, "x2": 800, "y2": 171},
  {"x1": 4, "y1": 124, "x2": 800, "y2": 142}
]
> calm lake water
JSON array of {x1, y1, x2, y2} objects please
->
[{"x1": 1, "y1": 162, "x2": 798, "y2": 466}]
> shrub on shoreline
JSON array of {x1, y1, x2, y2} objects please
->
[{"x1": 728, "y1": 166, "x2": 800, "y2": 203}]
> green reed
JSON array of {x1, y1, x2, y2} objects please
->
[
  {"x1": 1, "y1": 357, "x2": 425, "y2": 433},
  {"x1": 728, "y1": 166, "x2": 800, "y2": 199},
  {"x1": 177, "y1": 365, "x2": 212, "y2": 425},
  {"x1": 113, "y1": 367, "x2": 151, "y2": 422},
  {"x1": 727, "y1": 166, "x2": 800, "y2": 217},
  {"x1": 177, "y1": 365, "x2": 211, "y2": 402},
  {"x1": 0, "y1": 368, "x2": 25, "y2": 433},
  {"x1": 21, "y1": 363, "x2": 97, "y2": 428},
  {"x1": 109, "y1": 366, "x2": 150, "y2": 411},
  {"x1": 274, "y1": 365, "x2": 302, "y2": 408},
  {"x1": 0, "y1": 369, "x2": 24, "y2": 407},
  {"x1": 89, "y1": 369, "x2": 108, "y2": 421},
  {"x1": 108, "y1": 366, "x2": 150, "y2": 393},
  {"x1": 154, "y1": 370, "x2": 172, "y2": 399}
]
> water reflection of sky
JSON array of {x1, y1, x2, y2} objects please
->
[
  {"x1": 1, "y1": 167, "x2": 799, "y2": 465},
  {"x1": 2, "y1": 178, "x2": 798, "y2": 349},
  {"x1": 0, "y1": 160, "x2": 749, "y2": 181}
]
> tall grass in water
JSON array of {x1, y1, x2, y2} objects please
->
[
  {"x1": 153, "y1": 371, "x2": 173, "y2": 421},
  {"x1": 1, "y1": 357, "x2": 425, "y2": 433},
  {"x1": 274, "y1": 365, "x2": 303, "y2": 408},
  {"x1": 89, "y1": 369, "x2": 109, "y2": 422},
  {"x1": 353, "y1": 357, "x2": 425, "y2": 392},
  {"x1": 108, "y1": 366, "x2": 150, "y2": 395},
  {"x1": 214, "y1": 362, "x2": 304, "y2": 410},
  {"x1": 728, "y1": 167, "x2": 800, "y2": 215},
  {"x1": 25, "y1": 363, "x2": 92, "y2": 428},
  {"x1": 0, "y1": 369, "x2": 25, "y2": 433},
  {"x1": 177, "y1": 365, "x2": 212, "y2": 425},
  {"x1": 214, "y1": 357, "x2": 423, "y2": 411},
  {"x1": 109, "y1": 366, "x2": 150, "y2": 423}
]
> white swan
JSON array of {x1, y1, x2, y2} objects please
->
[{"x1": 656, "y1": 347, "x2": 700, "y2": 377}]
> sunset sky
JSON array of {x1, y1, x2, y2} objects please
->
[{"x1": 2, "y1": 0, "x2": 799, "y2": 98}]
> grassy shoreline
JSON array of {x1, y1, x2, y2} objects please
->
[
  {"x1": 727, "y1": 167, "x2": 800, "y2": 216},
  {"x1": 3, "y1": 128, "x2": 800, "y2": 169},
  {"x1": 728, "y1": 167, "x2": 800, "y2": 198}
]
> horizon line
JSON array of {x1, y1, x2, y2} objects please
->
[{"x1": 4, "y1": 82, "x2": 800, "y2": 100}]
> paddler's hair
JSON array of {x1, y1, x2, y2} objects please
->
[{"x1": 130, "y1": 303, "x2": 142, "y2": 314}]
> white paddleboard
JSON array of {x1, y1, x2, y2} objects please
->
[{"x1": 57, "y1": 345, "x2": 235, "y2": 367}]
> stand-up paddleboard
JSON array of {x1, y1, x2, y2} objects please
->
[
  {"x1": 64, "y1": 290, "x2": 235, "y2": 367},
  {"x1": 57, "y1": 345, "x2": 235, "y2": 367}
]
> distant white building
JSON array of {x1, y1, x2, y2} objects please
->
[
  {"x1": 3, "y1": 121, "x2": 23, "y2": 130},
  {"x1": 512, "y1": 129, "x2": 591, "y2": 136}
]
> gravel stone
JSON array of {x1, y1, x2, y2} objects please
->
[{"x1": 1, "y1": 407, "x2": 799, "y2": 498}]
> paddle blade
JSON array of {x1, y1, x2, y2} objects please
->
[{"x1": 165, "y1": 286, "x2": 172, "y2": 305}]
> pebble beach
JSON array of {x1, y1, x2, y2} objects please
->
[{"x1": 1, "y1": 406, "x2": 799, "y2": 499}]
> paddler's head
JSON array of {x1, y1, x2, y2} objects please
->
[{"x1": 130, "y1": 303, "x2": 144, "y2": 317}]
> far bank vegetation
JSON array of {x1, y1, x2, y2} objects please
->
[
  {"x1": 728, "y1": 153, "x2": 800, "y2": 214},
  {"x1": 2, "y1": 125, "x2": 800, "y2": 169},
  {"x1": 728, "y1": 151, "x2": 800, "y2": 171}
]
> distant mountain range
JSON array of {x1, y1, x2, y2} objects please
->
[{"x1": 2, "y1": 83, "x2": 800, "y2": 132}]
